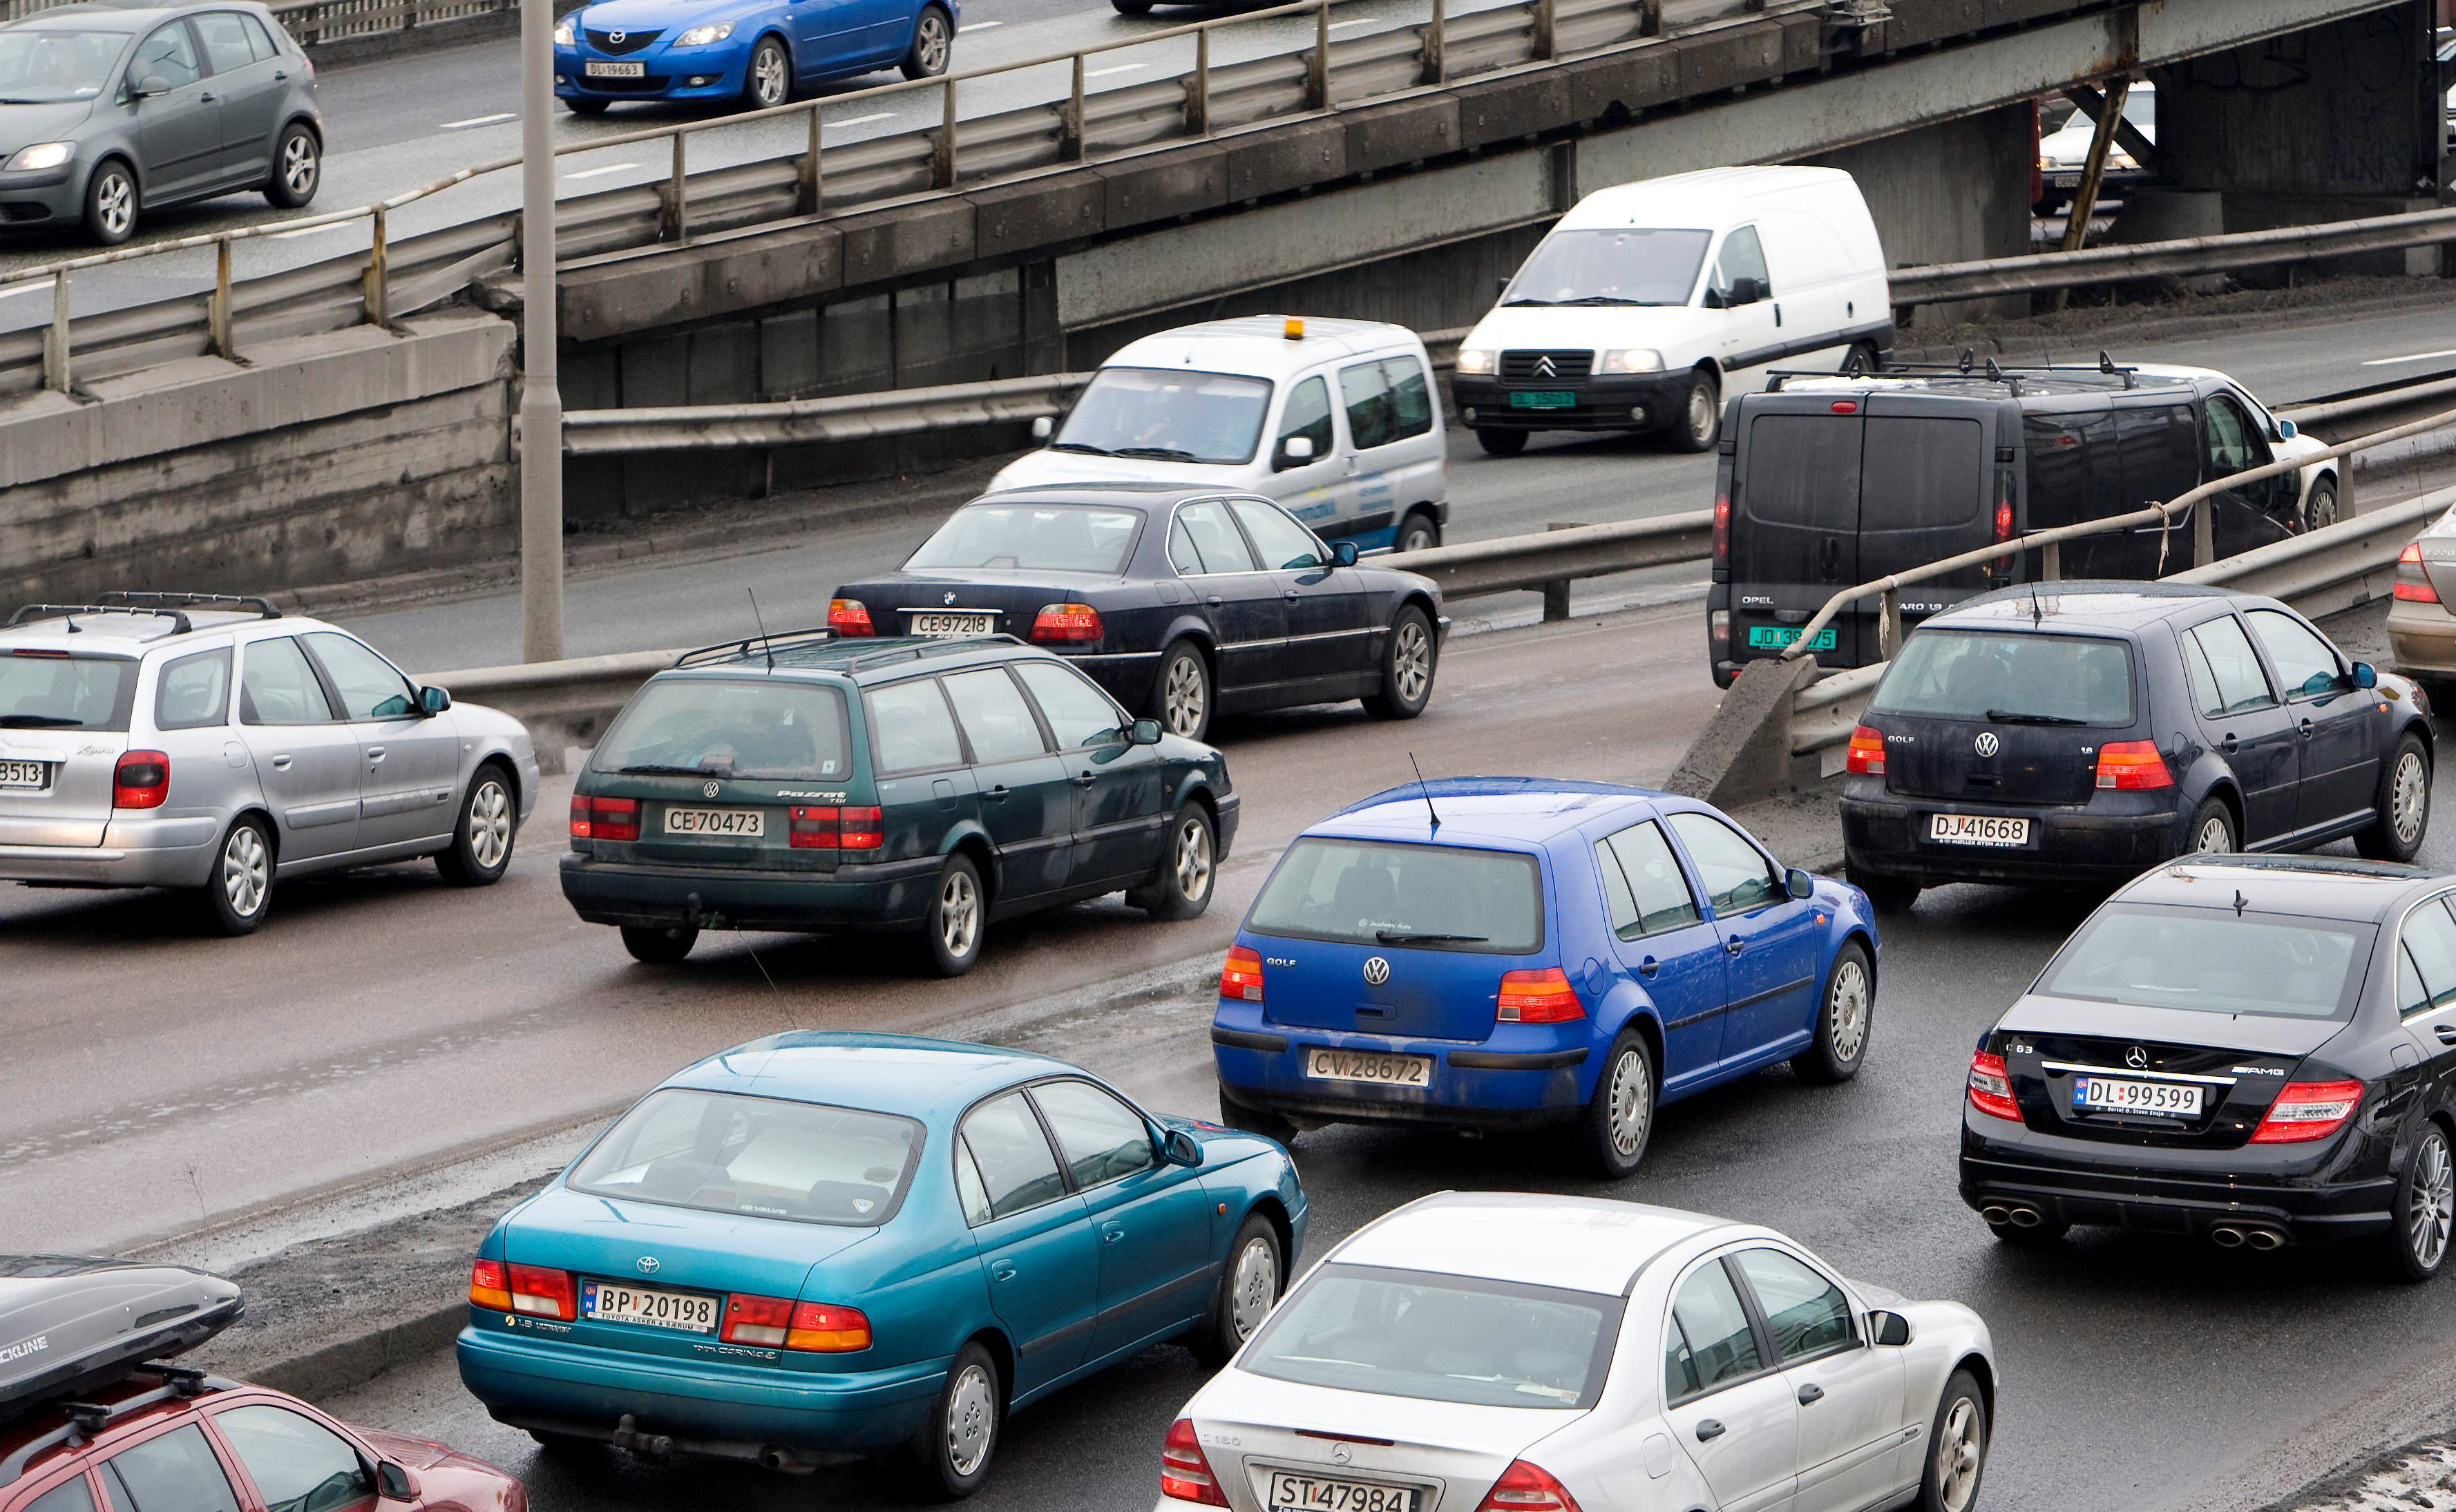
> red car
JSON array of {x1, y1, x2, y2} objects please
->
[{"x1": 0, "y1": 1366, "x2": 524, "y2": 1512}]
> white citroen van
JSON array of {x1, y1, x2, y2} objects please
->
[
  {"x1": 1452, "y1": 166, "x2": 1894, "y2": 457},
  {"x1": 990, "y1": 315, "x2": 1449, "y2": 553}
]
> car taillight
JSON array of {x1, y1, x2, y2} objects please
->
[
  {"x1": 2093, "y1": 740, "x2": 2172, "y2": 790},
  {"x1": 1474, "y1": 1461, "x2": 1583, "y2": 1512},
  {"x1": 2249, "y1": 1079, "x2": 2363, "y2": 1143},
  {"x1": 1712, "y1": 490, "x2": 1730, "y2": 564},
  {"x1": 1031, "y1": 603, "x2": 1103, "y2": 643},
  {"x1": 1161, "y1": 1419, "x2": 1228, "y2": 1507},
  {"x1": 1708, "y1": 609, "x2": 1729, "y2": 646},
  {"x1": 723, "y1": 1292, "x2": 794, "y2": 1346},
  {"x1": 828, "y1": 597, "x2": 874, "y2": 635},
  {"x1": 569, "y1": 794, "x2": 638, "y2": 841},
  {"x1": 506, "y1": 1263, "x2": 575, "y2": 1320},
  {"x1": 1845, "y1": 725, "x2": 1885, "y2": 775},
  {"x1": 1994, "y1": 501, "x2": 2015, "y2": 541},
  {"x1": 722, "y1": 1295, "x2": 870, "y2": 1350},
  {"x1": 791, "y1": 805, "x2": 840, "y2": 848},
  {"x1": 1221, "y1": 945, "x2": 1264, "y2": 1002},
  {"x1": 1497, "y1": 968, "x2": 1584, "y2": 1023},
  {"x1": 113, "y1": 749, "x2": 169, "y2": 809},
  {"x1": 839, "y1": 806, "x2": 884, "y2": 850},
  {"x1": 1967, "y1": 1051, "x2": 2020, "y2": 1122},
  {"x1": 468, "y1": 1258, "x2": 511, "y2": 1312},
  {"x1": 2397, "y1": 542, "x2": 2441, "y2": 602}
]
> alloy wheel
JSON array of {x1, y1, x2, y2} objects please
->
[
  {"x1": 1686, "y1": 381, "x2": 1715, "y2": 443},
  {"x1": 222, "y1": 825, "x2": 269, "y2": 919},
  {"x1": 943, "y1": 1362, "x2": 995, "y2": 1477},
  {"x1": 915, "y1": 11, "x2": 950, "y2": 72},
  {"x1": 1934, "y1": 1397, "x2": 1985, "y2": 1512},
  {"x1": 1606, "y1": 1047, "x2": 1651, "y2": 1158},
  {"x1": 1163, "y1": 653, "x2": 1207, "y2": 736},
  {"x1": 280, "y1": 133, "x2": 317, "y2": 196},
  {"x1": 2412, "y1": 1131, "x2": 2453, "y2": 1272},
  {"x1": 1391, "y1": 621, "x2": 1431, "y2": 705},
  {"x1": 1172, "y1": 815, "x2": 1212, "y2": 901},
  {"x1": 468, "y1": 779, "x2": 513, "y2": 870},
  {"x1": 2394, "y1": 750, "x2": 2428, "y2": 845},
  {"x1": 2196, "y1": 814, "x2": 2232, "y2": 854},
  {"x1": 938, "y1": 868, "x2": 979, "y2": 958},
  {"x1": 1827, "y1": 956, "x2": 1869, "y2": 1063},
  {"x1": 752, "y1": 43, "x2": 788, "y2": 106},
  {"x1": 94, "y1": 171, "x2": 133, "y2": 238},
  {"x1": 1227, "y1": 1235, "x2": 1275, "y2": 1341}
]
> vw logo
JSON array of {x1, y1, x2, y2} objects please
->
[
  {"x1": 703, "y1": 780, "x2": 721, "y2": 798},
  {"x1": 1532, "y1": 355, "x2": 1558, "y2": 379},
  {"x1": 2124, "y1": 1045, "x2": 2149, "y2": 1071},
  {"x1": 944, "y1": 591, "x2": 959, "y2": 605},
  {"x1": 636, "y1": 1256, "x2": 660, "y2": 1274},
  {"x1": 1974, "y1": 731, "x2": 1999, "y2": 757},
  {"x1": 607, "y1": 28, "x2": 625, "y2": 41},
  {"x1": 1329, "y1": 1444, "x2": 1353, "y2": 1466},
  {"x1": 1362, "y1": 956, "x2": 1390, "y2": 986}
]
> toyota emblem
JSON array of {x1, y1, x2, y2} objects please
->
[
  {"x1": 703, "y1": 780, "x2": 721, "y2": 798},
  {"x1": 944, "y1": 591, "x2": 959, "y2": 605},
  {"x1": 636, "y1": 1255, "x2": 660, "y2": 1274},
  {"x1": 607, "y1": 28, "x2": 625, "y2": 41},
  {"x1": 1974, "y1": 731, "x2": 1999, "y2": 757},
  {"x1": 1329, "y1": 1444, "x2": 1353, "y2": 1466},
  {"x1": 2124, "y1": 1045, "x2": 2149, "y2": 1071},
  {"x1": 1362, "y1": 956, "x2": 1390, "y2": 986}
]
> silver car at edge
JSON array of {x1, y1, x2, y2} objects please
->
[{"x1": 0, "y1": 593, "x2": 540, "y2": 934}]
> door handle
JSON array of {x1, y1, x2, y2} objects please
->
[
  {"x1": 989, "y1": 1260, "x2": 1017, "y2": 1282},
  {"x1": 273, "y1": 69, "x2": 287, "y2": 78},
  {"x1": 982, "y1": 785, "x2": 1011, "y2": 802},
  {"x1": 1283, "y1": 590, "x2": 1300, "y2": 601},
  {"x1": 199, "y1": 90, "x2": 218, "y2": 102},
  {"x1": 2299, "y1": 719, "x2": 2315, "y2": 738},
  {"x1": 1102, "y1": 1222, "x2": 1126, "y2": 1244},
  {"x1": 1638, "y1": 955, "x2": 1660, "y2": 976},
  {"x1": 1725, "y1": 937, "x2": 1745, "y2": 956},
  {"x1": 1797, "y1": 1383, "x2": 1825, "y2": 1405},
  {"x1": 270, "y1": 754, "x2": 292, "y2": 770},
  {"x1": 1206, "y1": 596, "x2": 1224, "y2": 606},
  {"x1": 1694, "y1": 1419, "x2": 1725, "y2": 1442},
  {"x1": 2436, "y1": 1024, "x2": 2456, "y2": 1045},
  {"x1": 366, "y1": 746, "x2": 385, "y2": 760},
  {"x1": 1071, "y1": 773, "x2": 1097, "y2": 787},
  {"x1": 2220, "y1": 734, "x2": 2238, "y2": 754}
]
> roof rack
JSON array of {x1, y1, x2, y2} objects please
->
[
  {"x1": 0, "y1": 1368, "x2": 237, "y2": 1487},
  {"x1": 7, "y1": 605, "x2": 191, "y2": 639},
  {"x1": 93, "y1": 591, "x2": 280, "y2": 620},
  {"x1": 672, "y1": 626, "x2": 837, "y2": 669},
  {"x1": 1767, "y1": 349, "x2": 2146, "y2": 396}
]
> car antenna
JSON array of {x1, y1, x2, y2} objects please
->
[
  {"x1": 2028, "y1": 578, "x2": 2044, "y2": 624},
  {"x1": 746, "y1": 588, "x2": 774, "y2": 670},
  {"x1": 1408, "y1": 752, "x2": 1441, "y2": 832},
  {"x1": 2233, "y1": 890, "x2": 2248, "y2": 915}
]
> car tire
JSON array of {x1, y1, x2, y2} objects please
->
[
  {"x1": 1127, "y1": 803, "x2": 1215, "y2": 921},
  {"x1": 620, "y1": 924, "x2": 697, "y2": 963},
  {"x1": 1848, "y1": 863, "x2": 1919, "y2": 915},
  {"x1": 2357, "y1": 732, "x2": 2432, "y2": 863},
  {"x1": 435, "y1": 763, "x2": 516, "y2": 886},
  {"x1": 900, "y1": 5, "x2": 952, "y2": 79},
  {"x1": 1839, "y1": 341, "x2": 1881, "y2": 377},
  {"x1": 1667, "y1": 368, "x2": 1721, "y2": 453},
  {"x1": 1791, "y1": 939, "x2": 1873, "y2": 1086},
  {"x1": 908, "y1": 1341, "x2": 1000, "y2": 1498},
  {"x1": 199, "y1": 814, "x2": 275, "y2": 936},
  {"x1": 2185, "y1": 796, "x2": 2237, "y2": 857},
  {"x1": 1580, "y1": 1030, "x2": 1655, "y2": 1180},
  {"x1": 263, "y1": 122, "x2": 319, "y2": 209},
  {"x1": 2303, "y1": 477, "x2": 2339, "y2": 533},
  {"x1": 1361, "y1": 604, "x2": 1436, "y2": 720},
  {"x1": 923, "y1": 854, "x2": 985, "y2": 977},
  {"x1": 1111, "y1": 0, "x2": 1153, "y2": 12},
  {"x1": 1188, "y1": 1212, "x2": 1281, "y2": 1365},
  {"x1": 1152, "y1": 640, "x2": 1212, "y2": 741},
  {"x1": 83, "y1": 158, "x2": 137, "y2": 245},
  {"x1": 742, "y1": 35, "x2": 791, "y2": 108},
  {"x1": 2380, "y1": 1122, "x2": 2455, "y2": 1284},
  {"x1": 564, "y1": 96, "x2": 609, "y2": 115},
  {"x1": 1218, "y1": 1086, "x2": 1300, "y2": 1147},
  {"x1": 1915, "y1": 1369, "x2": 1990, "y2": 1512},
  {"x1": 1474, "y1": 427, "x2": 1527, "y2": 457},
  {"x1": 1393, "y1": 511, "x2": 1439, "y2": 553}
]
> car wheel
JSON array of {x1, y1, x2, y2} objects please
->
[
  {"x1": 1393, "y1": 512, "x2": 1439, "y2": 553},
  {"x1": 1152, "y1": 640, "x2": 1212, "y2": 741},
  {"x1": 2186, "y1": 796, "x2": 2237, "y2": 857},
  {"x1": 83, "y1": 158, "x2": 136, "y2": 245},
  {"x1": 2303, "y1": 478, "x2": 2339, "y2": 533},
  {"x1": 909, "y1": 1341, "x2": 1000, "y2": 1498},
  {"x1": 1847, "y1": 863, "x2": 1919, "y2": 915},
  {"x1": 1916, "y1": 1369, "x2": 1990, "y2": 1512},
  {"x1": 1580, "y1": 1031, "x2": 1655, "y2": 1180},
  {"x1": 620, "y1": 924, "x2": 697, "y2": 963},
  {"x1": 1667, "y1": 368, "x2": 1721, "y2": 453},
  {"x1": 742, "y1": 35, "x2": 791, "y2": 108},
  {"x1": 900, "y1": 5, "x2": 952, "y2": 79},
  {"x1": 200, "y1": 815, "x2": 274, "y2": 936},
  {"x1": 923, "y1": 854, "x2": 984, "y2": 977},
  {"x1": 1188, "y1": 1212, "x2": 1281, "y2": 1364},
  {"x1": 1218, "y1": 1085, "x2": 1300, "y2": 1147},
  {"x1": 1111, "y1": 0, "x2": 1153, "y2": 12},
  {"x1": 435, "y1": 763, "x2": 516, "y2": 886},
  {"x1": 1128, "y1": 803, "x2": 1215, "y2": 921},
  {"x1": 263, "y1": 122, "x2": 319, "y2": 208},
  {"x1": 564, "y1": 96, "x2": 610, "y2": 115},
  {"x1": 2381, "y1": 1122, "x2": 2455, "y2": 1284},
  {"x1": 1791, "y1": 940, "x2": 1872, "y2": 1085},
  {"x1": 1474, "y1": 427, "x2": 1527, "y2": 457},
  {"x1": 1361, "y1": 604, "x2": 1436, "y2": 720},
  {"x1": 2357, "y1": 732, "x2": 2431, "y2": 863},
  {"x1": 1839, "y1": 341, "x2": 1881, "y2": 377}
]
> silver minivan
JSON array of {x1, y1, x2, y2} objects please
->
[{"x1": 0, "y1": 593, "x2": 537, "y2": 933}]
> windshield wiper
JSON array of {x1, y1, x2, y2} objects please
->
[
  {"x1": 1376, "y1": 930, "x2": 1488, "y2": 945},
  {"x1": 1555, "y1": 296, "x2": 1648, "y2": 305},
  {"x1": 1048, "y1": 441, "x2": 1112, "y2": 454},
  {"x1": 0, "y1": 715, "x2": 82, "y2": 728},
  {"x1": 1114, "y1": 446, "x2": 1201, "y2": 461},
  {"x1": 615, "y1": 763, "x2": 730, "y2": 776},
  {"x1": 1982, "y1": 709, "x2": 2087, "y2": 726}
]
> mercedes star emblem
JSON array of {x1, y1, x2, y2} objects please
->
[
  {"x1": 607, "y1": 28, "x2": 625, "y2": 41},
  {"x1": 2125, "y1": 1045, "x2": 2149, "y2": 1071},
  {"x1": 1329, "y1": 1444, "x2": 1353, "y2": 1466},
  {"x1": 1974, "y1": 731, "x2": 1999, "y2": 757},
  {"x1": 636, "y1": 1255, "x2": 660, "y2": 1274},
  {"x1": 1362, "y1": 956, "x2": 1390, "y2": 986},
  {"x1": 944, "y1": 591, "x2": 959, "y2": 605},
  {"x1": 703, "y1": 780, "x2": 721, "y2": 799}
]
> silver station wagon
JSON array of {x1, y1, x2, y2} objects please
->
[{"x1": 0, "y1": 593, "x2": 538, "y2": 932}]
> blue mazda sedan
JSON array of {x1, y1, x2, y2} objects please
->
[
  {"x1": 1212, "y1": 778, "x2": 1879, "y2": 1176},
  {"x1": 456, "y1": 1032, "x2": 1304, "y2": 1493},
  {"x1": 551, "y1": 0, "x2": 953, "y2": 113}
]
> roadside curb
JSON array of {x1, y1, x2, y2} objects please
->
[{"x1": 248, "y1": 1305, "x2": 469, "y2": 1403}]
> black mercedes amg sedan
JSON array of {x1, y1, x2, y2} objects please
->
[
  {"x1": 827, "y1": 484, "x2": 1447, "y2": 741},
  {"x1": 1962, "y1": 854, "x2": 2456, "y2": 1281}
]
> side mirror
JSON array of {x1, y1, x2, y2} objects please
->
[
  {"x1": 1281, "y1": 434, "x2": 1315, "y2": 461},
  {"x1": 1869, "y1": 1311, "x2": 1912, "y2": 1348},
  {"x1": 1129, "y1": 718, "x2": 1163, "y2": 745},
  {"x1": 1030, "y1": 415, "x2": 1053, "y2": 441},
  {"x1": 419, "y1": 685, "x2": 452, "y2": 714},
  {"x1": 2354, "y1": 661, "x2": 2378, "y2": 690},
  {"x1": 1161, "y1": 1128, "x2": 1203, "y2": 1167},
  {"x1": 1333, "y1": 540, "x2": 1359, "y2": 567},
  {"x1": 1730, "y1": 276, "x2": 1765, "y2": 307},
  {"x1": 376, "y1": 1464, "x2": 419, "y2": 1502},
  {"x1": 1784, "y1": 868, "x2": 1814, "y2": 901},
  {"x1": 134, "y1": 74, "x2": 175, "y2": 97},
  {"x1": 2278, "y1": 419, "x2": 2298, "y2": 440}
]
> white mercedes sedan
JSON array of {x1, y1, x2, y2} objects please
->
[{"x1": 1155, "y1": 1192, "x2": 1995, "y2": 1512}]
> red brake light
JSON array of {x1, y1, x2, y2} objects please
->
[
  {"x1": 723, "y1": 1292, "x2": 795, "y2": 1346},
  {"x1": 1712, "y1": 491, "x2": 1730, "y2": 564},
  {"x1": 1474, "y1": 1461, "x2": 1583, "y2": 1512},
  {"x1": 1221, "y1": 945, "x2": 1264, "y2": 1002},
  {"x1": 1497, "y1": 968, "x2": 1584, "y2": 1023},
  {"x1": 569, "y1": 794, "x2": 638, "y2": 841},
  {"x1": 839, "y1": 806, "x2": 884, "y2": 850},
  {"x1": 2093, "y1": 740, "x2": 2172, "y2": 791},
  {"x1": 1830, "y1": 400, "x2": 1857, "y2": 414},
  {"x1": 2249, "y1": 1079, "x2": 2363, "y2": 1143},
  {"x1": 506, "y1": 1263, "x2": 575, "y2": 1321},
  {"x1": 790, "y1": 805, "x2": 840, "y2": 848},
  {"x1": 468, "y1": 1258, "x2": 511, "y2": 1312},
  {"x1": 1845, "y1": 725, "x2": 1885, "y2": 776},
  {"x1": 788, "y1": 1302, "x2": 871, "y2": 1351},
  {"x1": 2397, "y1": 542, "x2": 2441, "y2": 602},
  {"x1": 828, "y1": 597, "x2": 874, "y2": 635},
  {"x1": 1967, "y1": 1051, "x2": 2020, "y2": 1122},
  {"x1": 1030, "y1": 603, "x2": 1103, "y2": 644},
  {"x1": 113, "y1": 749, "x2": 169, "y2": 809},
  {"x1": 1161, "y1": 1419, "x2": 1228, "y2": 1507},
  {"x1": 1994, "y1": 501, "x2": 2015, "y2": 541}
]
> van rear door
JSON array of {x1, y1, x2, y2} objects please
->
[
  {"x1": 1855, "y1": 395, "x2": 1997, "y2": 600},
  {"x1": 1729, "y1": 404, "x2": 1866, "y2": 664}
]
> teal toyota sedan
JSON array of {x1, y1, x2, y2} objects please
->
[{"x1": 455, "y1": 1033, "x2": 1304, "y2": 1494}]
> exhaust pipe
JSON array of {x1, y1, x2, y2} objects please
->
[
  {"x1": 2008, "y1": 1207, "x2": 2043, "y2": 1228},
  {"x1": 1979, "y1": 1205, "x2": 2010, "y2": 1225},
  {"x1": 759, "y1": 1448, "x2": 819, "y2": 1474},
  {"x1": 2210, "y1": 1227, "x2": 2244, "y2": 1247},
  {"x1": 2245, "y1": 1228, "x2": 2286, "y2": 1252}
]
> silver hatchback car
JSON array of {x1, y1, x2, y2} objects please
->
[{"x1": 0, "y1": 593, "x2": 539, "y2": 933}]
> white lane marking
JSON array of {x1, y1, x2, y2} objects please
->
[
  {"x1": 2363, "y1": 347, "x2": 2456, "y2": 367},
  {"x1": 562, "y1": 162, "x2": 639, "y2": 180},
  {"x1": 957, "y1": 19, "x2": 1000, "y2": 29},
  {"x1": 273, "y1": 222, "x2": 353, "y2": 238},
  {"x1": 0, "y1": 282, "x2": 48, "y2": 299},
  {"x1": 440, "y1": 111, "x2": 517, "y2": 129},
  {"x1": 1085, "y1": 61, "x2": 1143, "y2": 75},
  {"x1": 830, "y1": 111, "x2": 894, "y2": 125},
  {"x1": 1326, "y1": 17, "x2": 1378, "y2": 26}
]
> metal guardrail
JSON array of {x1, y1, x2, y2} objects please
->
[
  {"x1": 1, "y1": 0, "x2": 513, "y2": 29},
  {"x1": 562, "y1": 372, "x2": 1093, "y2": 452}
]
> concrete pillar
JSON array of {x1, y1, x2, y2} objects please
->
[{"x1": 1806, "y1": 104, "x2": 2036, "y2": 324}]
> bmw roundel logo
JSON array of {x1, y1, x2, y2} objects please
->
[
  {"x1": 1974, "y1": 731, "x2": 1999, "y2": 757},
  {"x1": 703, "y1": 780, "x2": 721, "y2": 798},
  {"x1": 607, "y1": 28, "x2": 626, "y2": 41},
  {"x1": 944, "y1": 591, "x2": 959, "y2": 605},
  {"x1": 1362, "y1": 957, "x2": 1390, "y2": 986},
  {"x1": 636, "y1": 1255, "x2": 660, "y2": 1274},
  {"x1": 2124, "y1": 1045, "x2": 2149, "y2": 1071}
]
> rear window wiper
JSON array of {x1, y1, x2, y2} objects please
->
[
  {"x1": 1982, "y1": 709, "x2": 2088, "y2": 726},
  {"x1": 614, "y1": 763, "x2": 731, "y2": 776},
  {"x1": 1048, "y1": 441, "x2": 1111, "y2": 454},
  {"x1": 1376, "y1": 931, "x2": 1489, "y2": 945},
  {"x1": 0, "y1": 715, "x2": 83, "y2": 727}
]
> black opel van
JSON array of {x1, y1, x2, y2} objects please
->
[{"x1": 1706, "y1": 361, "x2": 2325, "y2": 685}]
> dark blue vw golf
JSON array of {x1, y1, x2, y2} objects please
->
[{"x1": 1210, "y1": 778, "x2": 1880, "y2": 1176}]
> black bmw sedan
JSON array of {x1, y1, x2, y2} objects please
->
[
  {"x1": 1963, "y1": 855, "x2": 2456, "y2": 1281},
  {"x1": 827, "y1": 484, "x2": 1447, "y2": 741}
]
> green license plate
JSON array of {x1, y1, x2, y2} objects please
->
[
  {"x1": 1509, "y1": 391, "x2": 1576, "y2": 409},
  {"x1": 1748, "y1": 626, "x2": 1836, "y2": 650}
]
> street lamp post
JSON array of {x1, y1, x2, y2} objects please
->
[{"x1": 519, "y1": 0, "x2": 564, "y2": 664}]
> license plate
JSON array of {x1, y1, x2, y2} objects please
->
[
  {"x1": 1929, "y1": 813, "x2": 2029, "y2": 847},
  {"x1": 1268, "y1": 1471, "x2": 1416, "y2": 1512},
  {"x1": 1509, "y1": 391, "x2": 1575, "y2": 409},
  {"x1": 907, "y1": 612, "x2": 996, "y2": 638},
  {"x1": 584, "y1": 59, "x2": 645, "y2": 76},
  {"x1": 1747, "y1": 626, "x2": 1836, "y2": 651},
  {"x1": 0, "y1": 760, "x2": 49, "y2": 790},
  {"x1": 2073, "y1": 1075, "x2": 2202, "y2": 1118},
  {"x1": 665, "y1": 807, "x2": 764, "y2": 836},
  {"x1": 1303, "y1": 1048, "x2": 1432, "y2": 1087},
  {"x1": 580, "y1": 1281, "x2": 719, "y2": 1333}
]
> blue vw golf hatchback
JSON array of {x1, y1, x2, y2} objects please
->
[{"x1": 1212, "y1": 778, "x2": 1879, "y2": 1176}]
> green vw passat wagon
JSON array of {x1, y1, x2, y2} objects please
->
[{"x1": 562, "y1": 631, "x2": 1238, "y2": 975}]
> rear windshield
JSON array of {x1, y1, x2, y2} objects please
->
[
  {"x1": 1049, "y1": 367, "x2": 1273, "y2": 466},
  {"x1": 1240, "y1": 1263, "x2": 1620, "y2": 1409},
  {"x1": 1862, "y1": 417, "x2": 1986, "y2": 529},
  {"x1": 1247, "y1": 838, "x2": 1544, "y2": 954},
  {"x1": 1871, "y1": 629, "x2": 2135, "y2": 727},
  {"x1": 0, "y1": 652, "x2": 137, "y2": 731},
  {"x1": 567, "y1": 1089, "x2": 922, "y2": 1225},
  {"x1": 2035, "y1": 902, "x2": 2371, "y2": 1021},
  {"x1": 1502, "y1": 229, "x2": 1710, "y2": 307},
  {"x1": 905, "y1": 504, "x2": 1143, "y2": 576},
  {"x1": 592, "y1": 678, "x2": 851, "y2": 781}
]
